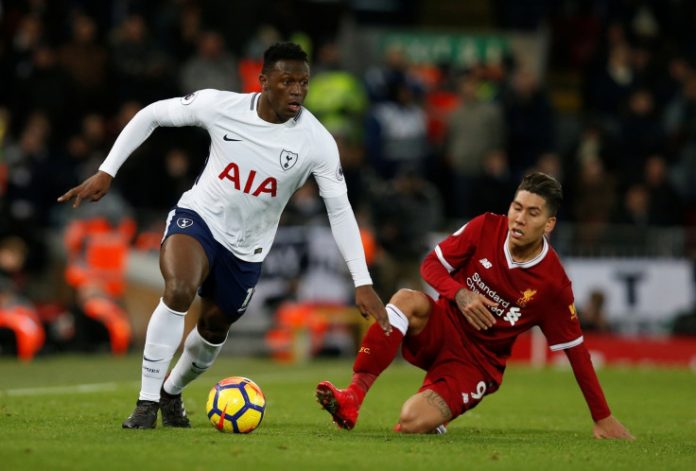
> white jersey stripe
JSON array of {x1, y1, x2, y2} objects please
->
[
  {"x1": 435, "y1": 245, "x2": 455, "y2": 273},
  {"x1": 549, "y1": 335, "x2": 584, "y2": 351}
]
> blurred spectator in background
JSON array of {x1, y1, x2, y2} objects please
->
[
  {"x1": 502, "y1": 67, "x2": 554, "y2": 177},
  {"x1": 329, "y1": 126, "x2": 369, "y2": 209},
  {"x1": 58, "y1": 12, "x2": 110, "y2": 114},
  {"x1": 583, "y1": 37, "x2": 634, "y2": 134},
  {"x1": 364, "y1": 74, "x2": 430, "y2": 180},
  {"x1": 369, "y1": 170, "x2": 443, "y2": 297},
  {"x1": 662, "y1": 67, "x2": 696, "y2": 148},
  {"x1": 643, "y1": 155, "x2": 683, "y2": 226},
  {"x1": 571, "y1": 157, "x2": 617, "y2": 252},
  {"x1": 614, "y1": 183, "x2": 651, "y2": 227},
  {"x1": 444, "y1": 70, "x2": 505, "y2": 218},
  {"x1": 303, "y1": 39, "x2": 368, "y2": 143},
  {"x1": 8, "y1": 13, "x2": 44, "y2": 82},
  {"x1": 14, "y1": 44, "x2": 75, "y2": 134},
  {"x1": 179, "y1": 30, "x2": 239, "y2": 93},
  {"x1": 111, "y1": 13, "x2": 174, "y2": 103},
  {"x1": 280, "y1": 181, "x2": 325, "y2": 227},
  {"x1": 616, "y1": 89, "x2": 663, "y2": 182},
  {"x1": 239, "y1": 24, "x2": 283, "y2": 93},
  {"x1": 533, "y1": 151, "x2": 563, "y2": 182},
  {"x1": 364, "y1": 45, "x2": 412, "y2": 104},
  {"x1": 3, "y1": 112, "x2": 59, "y2": 232},
  {"x1": 245, "y1": 24, "x2": 283, "y2": 60},
  {"x1": 580, "y1": 289, "x2": 611, "y2": 333},
  {"x1": 469, "y1": 150, "x2": 517, "y2": 217},
  {"x1": 611, "y1": 182, "x2": 655, "y2": 253}
]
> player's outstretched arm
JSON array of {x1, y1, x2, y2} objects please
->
[
  {"x1": 355, "y1": 285, "x2": 391, "y2": 335},
  {"x1": 57, "y1": 170, "x2": 113, "y2": 208},
  {"x1": 593, "y1": 415, "x2": 635, "y2": 440}
]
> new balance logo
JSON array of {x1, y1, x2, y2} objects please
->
[{"x1": 479, "y1": 258, "x2": 492, "y2": 269}]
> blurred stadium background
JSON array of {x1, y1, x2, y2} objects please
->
[{"x1": 1, "y1": 0, "x2": 695, "y2": 367}]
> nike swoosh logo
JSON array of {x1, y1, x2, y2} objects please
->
[
  {"x1": 192, "y1": 362, "x2": 208, "y2": 371},
  {"x1": 223, "y1": 134, "x2": 242, "y2": 141},
  {"x1": 143, "y1": 355, "x2": 163, "y2": 362}
]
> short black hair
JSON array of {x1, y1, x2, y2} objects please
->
[
  {"x1": 262, "y1": 42, "x2": 308, "y2": 74},
  {"x1": 516, "y1": 171, "x2": 563, "y2": 216}
]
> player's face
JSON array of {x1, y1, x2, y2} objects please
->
[
  {"x1": 258, "y1": 60, "x2": 309, "y2": 123},
  {"x1": 507, "y1": 190, "x2": 556, "y2": 253}
]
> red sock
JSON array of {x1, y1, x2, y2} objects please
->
[{"x1": 349, "y1": 322, "x2": 404, "y2": 403}]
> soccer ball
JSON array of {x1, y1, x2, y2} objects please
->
[{"x1": 206, "y1": 376, "x2": 266, "y2": 433}]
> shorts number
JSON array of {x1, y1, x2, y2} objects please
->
[
  {"x1": 237, "y1": 288, "x2": 255, "y2": 313},
  {"x1": 471, "y1": 381, "x2": 486, "y2": 400}
]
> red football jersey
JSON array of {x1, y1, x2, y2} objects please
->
[
  {"x1": 421, "y1": 213, "x2": 583, "y2": 379},
  {"x1": 421, "y1": 212, "x2": 611, "y2": 420}
]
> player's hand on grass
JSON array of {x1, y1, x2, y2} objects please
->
[
  {"x1": 593, "y1": 415, "x2": 635, "y2": 440},
  {"x1": 455, "y1": 288, "x2": 498, "y2": 331},
  {"x1": 355, "y1": 285, "x2": 392, "y2": 335},
  {"x1": 57, "y1": 171, "x2": 113, "y2": 208}
]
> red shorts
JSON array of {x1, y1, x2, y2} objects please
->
[{"x1": 401, "y1": 296, "x2": 499, "y2": 419}]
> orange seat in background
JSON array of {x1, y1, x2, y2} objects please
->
[
  {"x1": 239, "y1": 58, "x2": 263, "y2": 93},
  {"x1": 0, "y1": 306, "x2": 45, "y2": 361}
]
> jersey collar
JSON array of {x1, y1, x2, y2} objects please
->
[{"x1": 503, "y1": 232, "x2": 549, "y2": 269}]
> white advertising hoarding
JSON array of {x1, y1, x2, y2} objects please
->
[{"x1": 564, "y1": 258, "x2": 694, "y2": 326}]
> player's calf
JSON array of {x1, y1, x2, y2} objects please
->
[{"x1": 397, "y1": 390, "x2": 452, "y2": 433}]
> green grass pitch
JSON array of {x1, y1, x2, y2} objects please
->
[{"x1": 1, "y1": 354, "x2": 694, "y2": 470}]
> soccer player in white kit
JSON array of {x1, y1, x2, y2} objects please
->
[{"x1": 58, "y1": 42, "x2": 391, "y2": 429}]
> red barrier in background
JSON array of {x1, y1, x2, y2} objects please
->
[{"x1": 510, "y1": 330, "x2": 696, "y2": 368}]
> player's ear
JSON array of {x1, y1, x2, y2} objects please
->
[
  {"x1": 259, "y1": 74, "x2": 268, "y2": 90},
  {"x1": 544, "y1": 216, "x2": 557, "y2": 235}
]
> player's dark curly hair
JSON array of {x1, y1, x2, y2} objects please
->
[
  {"x1": 516, "y1": 171, "x2": 563, "y2": 216},
  {"x1": 262, "y1": 42, "x2": 308, "y2": 74}
]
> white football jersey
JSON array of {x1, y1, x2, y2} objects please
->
[{"x1": 103, "y1": 89, "x2": 347, "y2": 262}]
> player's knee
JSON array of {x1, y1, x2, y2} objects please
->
[
  {"x1": 197, "y1": 310, "x2": 231, "y2": 344},
  {"x1": 162, "y1": 279, "x2": 198, "y2": 311},
  {"x1": 397, "y1": 411, "x2": 433, "y2": 434},
  {"x1": 389, "y1": 288, "x2": 429, "y2": 332},
  {"x1": 389, "y1": 289, "x2": 420, "y2": 318},
  {"x1": 197, "y1": 326, "x2": 227, "y2": 345}
]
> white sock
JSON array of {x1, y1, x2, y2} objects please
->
[
  {"x1": 139, "y1": 298, "x2": 186, "y2": 402},
  {"x1": 386, "y1": 303, "x2": 409, "y2": 336},
  {"x1": 163, "y1": 327, "x2": 225, "y2": 395}
]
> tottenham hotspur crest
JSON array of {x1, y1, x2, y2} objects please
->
[
  {"x1": 279, "y1": 149, "x2": 299, "y2": 171},
  {"x1": 177, "y1": 217, "x2": 194, "y2": 229}
]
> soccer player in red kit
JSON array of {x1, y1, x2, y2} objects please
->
[{"x1": 316, "y1": 172, "x2": 634, "y2": 439}]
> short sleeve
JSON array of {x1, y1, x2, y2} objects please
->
[
  {"x1": 435, "y1": 214, "x2": 486, "y2": 272},
  {"x1": 539, "y1": 282, "x2": 584, "y2": 351}
]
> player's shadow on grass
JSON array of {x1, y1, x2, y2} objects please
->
[{"x1": 355, "y1": 427, "x2": 588, "y2": 443}]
